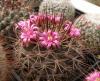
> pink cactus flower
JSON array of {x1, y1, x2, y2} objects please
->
[
  {"x1": 64, "y1": 21, "x2": 72, "y2": 31},
  {"x1": 16, "y1": 20, "x2": 26, "y2": 29},
  {"x1": 47, "y1": 15, "x2": 61, "y2": 24},
  {"x1": 30, "y1": 14, "x2": 38, "y2": 23},
  {"x1": 48, "y1": 15, "x2": 55, "y2": 21},
  {"x1": 85, "y1": 71, "x2": 100, "y2": 81},
  {"x1": 30, "y1": 13, "x2": 49, "y2": 25},
  {"x1": 69, "y1": 27, "x2": 81, "y2": 37},
  {"x1": 20, "y1": 26, "x2": 39, "y2": 45},
  {"x1": 19, "y1": 20, "x2": 39, "y2": 46},
  {"x1": 16, "y1": 19, "x2": 34, "y2": 30},
  {"x1": 39, "y1": 30, "x2": 60, "y2": 48},
  {"x1": 54, "y1": 16, "x2": 61, "y2": 24}
]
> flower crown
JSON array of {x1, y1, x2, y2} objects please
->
[{"x1": 15, "y1": 13, "x2": 80, "y2": 49}]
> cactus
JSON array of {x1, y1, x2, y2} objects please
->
[
  {"x1": 74, "y1": 14, "x2": 100, "y2": 51},
  {"x1": 39, "y1": 0, "x2": 75, "y2": 21},
  {"x1": 12, "y1": 13, "x2": 96, "y2": 81},
  {"x1": 0, "y1": 0, "x2": 31, "y2": 32},
  {"x1": 0, "y1": 1, "x2": 36, "y2": 81},
  {"x1": 0, "y1": 0, "x2": 43, "y2": 32}
]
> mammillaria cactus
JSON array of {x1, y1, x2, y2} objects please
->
[
  {"x1": 39, "y1": 0, "x2": 75, "y2": 21},
  {"x1": 74, "y1": 14, "x2": 100, "y2": 51},
  {"x1": 12, "y1": 13, "x2": 95, "y2": 81}
]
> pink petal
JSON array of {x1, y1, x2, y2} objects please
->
[
  {"x1": 39, "y1": 37, "x2": 44, "y2": 40},
  {"x1": 32, "y1": 34, "x2": 37, "y2": 39},
  {"x1": 53, "y1": 40, "x2": 59, "y2": 45},
  {"x1": 30, "y1": 15, "x2": 38, "y2": 22},
  {"x1": 33, "y1": 26, "x2": 39, "y2": 31},
  {"x1": 18, "y1": 21, "x2": 26, "y2": 27},
  {"x1": 55, "y1": 16, "x2": 61, "y2": 23},
  {"x1": 47, "y1": 43, "x2": 52, "y2": 48},
  {"x1": 53, "y1": 32, "x2": 58, "y2": 36},
  {"x1": 31, "y1": 24, "x2": 36, "y2": 28},
  {"x1": 26, "y1": 20, "x2": 31, "y2": 28},
  {"x1": 48, "y1": 30, "x2": 52, "y2": 34},
  {"x1": 20, "y1": 33, "x2": 25, "y2": 39},
  {"x1": 49, "y1": 15, "x2": 55, "y2": 21},
  {"x1": 69, "y1": 32, "x2": 74, "y2": 37},
  {"x1": 23, "y1": 38, "x2": 27, "y2": 43},
  {"x1": 42, "y1": 32, "x2": 47, "y2": 36},
  {"x1": 33, "y1": 31, "x2": 39, "y2": 34},
  {"x1": 41, "y1": 41, "x2": 47, "y2": 46},
  {"x1": 64, "y1": 24, "x2": 70, "y2": 31},
  {"x1": 52, "y1": 43, "x2": 56, "y2": 47}
]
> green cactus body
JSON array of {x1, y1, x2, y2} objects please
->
[
  {"x1": 39, "y1": 0, "x2": 75, "y2": 20},
  {"x1": 74, "y1": 14, "x2": 100, "y2": 51},
  {"x1": 87, "y1": 0, "x2": 100, "y2": 6}
]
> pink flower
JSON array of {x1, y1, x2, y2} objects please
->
[
  {"x1": 16, "y1": 20, "x2": 26, "y2": 29},
  {"x1": 48, "y1": 15, "x2": 61, "y2": 24},
  {"x1": 55, "y1": 16, "x2": 61, "y2": 24},
  {"x1": 20, "y1": 26, "x2": 39, "y2": 45},
  {"x1": 30, "y1": 14, "x2": 49, "y2": 25},
  {"x1": 19, "y1": 20, "x2": 39, "y2": 46},
  {"x1": 30, "y1": 14, "x2": 39, "y2": 23},
  {"x1": 64, "y1": 21, "x2": 72, "y2": 31},
  {"x1": 16, "y1": 19, "x2": 35, "y2": 30},
  {"x1": 85, "y1": 71, "x2": 100, "y2": 81},
  {"x1": 69, "y1": 27, "x2": 81, "y2": 37},
  {"x1": 39, "y1": 30, "x2": 60, "y2": 48}
]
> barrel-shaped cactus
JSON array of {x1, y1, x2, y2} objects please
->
[
  {"x1": 74, "y1": 14, "x2": 100, "y2": 51},
  {"x1": 39, "y1": 0, "x2": 75, "y2": 21},
  {"x1": 12, "y1": 13, "x2": 95, "y2": 81}
]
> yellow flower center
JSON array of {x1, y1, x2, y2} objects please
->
[{"x1": 48, "y1": 34, "x2": 53, "y2": 41}]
